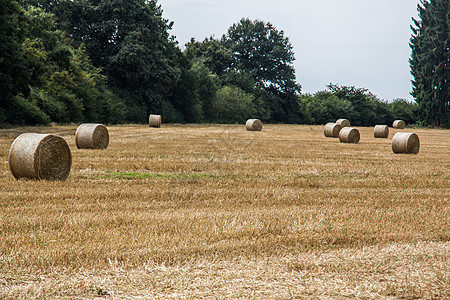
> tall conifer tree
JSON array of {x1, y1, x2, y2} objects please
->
[{"x1": 410, "y1": 0, "x2": 450, "y2": 127}]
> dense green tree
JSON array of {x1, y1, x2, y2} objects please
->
[
  {"x1": 183, "y1": 36, "x2": 272, "y2": 122},
  {"x1": 327, "y1": 84, "x2": 380, "y2": 126},
  {"x1": 212, "y1": 86, "x2": 257, "y2": 124},
  {"x1": 371, "y1": 99, "x2": 394, "y2": 126},
  {"x1": 184, "y1": 37, "x2": 232, "y2": 76},
  {"x1": 389, "y1": 99, "x2": 419, "y2": 125},
  {"x1": 35, "y1": 0, "x2": 182, "y2": 122},
  {"x1": 298, "y1": 85, "x2": 418, "y2": 126},
  {"x1": 1, "y1": 2, "x2": 126, "y2": 125},
  {"x1": 299, "y1": 91, "x2": 355, "y2": 125},
  {"x1": 0, "y1": 0, "x2": 31, "y2": 122},
  {"x1": 410, "y1": 0, "x2": 450, "y2": 127},
  {"x1": 221, "y1": 19, "x2": 301, "y2": 122},
  {"x1": 171, "y1": 58, "x2": 220, "y2": 123},
  {"x1": 221, "y1": 19, "x2": 300, "y2": 94}
]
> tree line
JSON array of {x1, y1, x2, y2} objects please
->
[{"x1": 0, "y1": 0, "x2": 444, "y2": 127}]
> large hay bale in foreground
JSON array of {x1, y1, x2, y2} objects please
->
[
  {"x1": 392, "y1": 120, "x2": 405, "y2": 129},
  {"x1": 324, "y1": 123, "x2": 342, "y2": 138},
  {"x1": 75, "y1": 123, "x2": 109, "y2": 149},
  {"x1": 392, "y1": 132, "x2": 420, "y2": 154},
  {"x1": 9, "y1": 133, "x2": 72, "y2": 180},
  {"x1": 339, "y1": 127, "x2": 360, "y2": 143},
  {"x1": 149, "y1": 114, "x2": 162, "y2": 128},
  {"x1": 374, "y1": 125, "x2": 389, "y2": 138},
  {"x1": 245, "y1": 119, "x2": 262, "y2": 131},
  {"x1": 336, "y1": 119, "x2": 350, "y2": 127}
]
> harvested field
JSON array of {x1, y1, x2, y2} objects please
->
[{"x1": 0, "y1": 124, "x2": 449, "y2": 299}]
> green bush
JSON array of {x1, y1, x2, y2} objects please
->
[
  {"x1": 212, "y1": 86, "x2": 256, "y2": 123},
  {"x1": 9, "y1": 94, "x2": 50, "y2": 125},
  {"x1": 300, "y1": 91, "x2": 355, "y2": 124}
]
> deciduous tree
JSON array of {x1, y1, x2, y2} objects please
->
[
  {"x1": 36, "y1": 0, "x2": 182, "y2": 122},
  {"x1": 221, "y1": 19, "x2": 302, "y2": 122}
]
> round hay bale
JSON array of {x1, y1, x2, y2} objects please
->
[
  {"x1": 245, "y1": 119, "x2": 262, "y2": 131},
  {"x1": 149, "y1": 114, "x2": 162, "y2": 128},
  {"x1": 324, "y1": 123, "x2": 342, "y2": 138},
  {"x1": 75, "y1": 123, "x2": 109, "y2": 149},
  {"x1": 336, "y1": 119, "x2": 350, "y2": 127},
  {"x1": 374, "y1": 125, "x2": 389, "y2": 138},
  {"x1": 392, "y1": 132, "x2": 420, "y2": 154},
  {"x1": 392, "y1": 120, "x2": 405, "y2": 129},
  {"x1": 339, "y1": 127, "x2": 360, "y2": 143},
  {"x1": 9, "y1": 133, "x2": 72, "y2": 180}
]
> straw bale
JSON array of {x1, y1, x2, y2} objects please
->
[
  {"x1": 8, "y1": 133, "x2": 72, "y2": 180},
  {"x1": 324, "y1": 123, "x2": 342, "y2": 138},
  {"x1": 336, "y1": 119, "x2": 350, "y2": 127},
  {"x1": 75, "y1": 123, "x2": 109, "y2": 149},
  {"x1": 149, "y1": 114, "x2": 162, "y2": 128},
  {"x1": 374, "y1": 125, "x2": 389, "y2": 138},
  {"x1": 392, "y1": 120, "x2": 405, "y2": 129},
  {"x1": 392, "y1": 132, "x2": 420, "y2": 154},
  {"x1": 245, "y1": 119, "x2": 263, "y2": 131},
  {"x1": 339, "y1": 127, "x2": 360, "y2": 143}
]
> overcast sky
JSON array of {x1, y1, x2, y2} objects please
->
[{"x1": 158, "y1": 0, "x2": 419, "y2": 101}]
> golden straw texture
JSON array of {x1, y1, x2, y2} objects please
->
[
  {"x1": 0, "y1": 124, "x2": 448, "y2": 299},
  {"x1": 336, "y1": 119, "x2": 350, "y2": 127},
  {"x1": 149, "y1": 114, "x2": 162, "y2": 128},
  {"x1": 8, "y1": 133, "x2": 71, "y2": 180},
  {"x1": 245, "y1": 119, "x2": 263, "y2": 131},
  {"x1": 324, "y1": 123, "x2": 342, "y2": 138},
  {"x1": 374, "y1": 125, "x2": 389, "y2": 138},
  {"x1": 393, "y1": 120, "x2": 406, "y2": 129},
  {"x1": 392, "y1": 132, "x2": 420, "y2": 154},
  {"x1": 75, "y1": 124, "x2": 109, "y2": 149},
  {"x1": 339, "y1": 127, "x2": 360, "y2": 143}
]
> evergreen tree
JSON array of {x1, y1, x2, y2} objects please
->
[{"x1": 410, "y1": 0, "x2": 450, "y2": 127}]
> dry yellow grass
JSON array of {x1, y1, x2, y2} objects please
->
[{"x1": 0, "y1": 124, "x2": 449, "y2": 299}]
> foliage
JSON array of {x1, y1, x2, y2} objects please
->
[
  {"x1": 170, "y1": 57, "x2": 220, "y2": 123},
  {"x1": 410, "y1": 0, "x2": 450, "y2": 127},
  {"x1": 37, "y1": 0, "x2": 183, "y2": 122},
  {"x1": 221, "y1": 19, "x2": 300, "y2": 94},
  {"x1": 300, "y1": 91, "x2": 355, "y2": 124},
  {"x1": 212, "y1": 86, "x2": 257, "y2": 123},
  {"x1": 184, "y1": 37, "x2": 232, "y2": 76},
  {"x1": 299, "y1": 85, "x2": 418, "y2": 126},
  {"x1": 327, "y1": 84, "x2": 379, "y2": 126},
  {"x1": 0, "y1": 1, "x2": 126, "y2": 125},
  {"x1": 389, "y1": 98, "x2": 419, "y2": 125},
  {"x1": 221, "y1": 19, "x2": 302, "y2": 123},
  {"x1": 0, "y1": 1, "x2": 423, "y2": 126},
  {"x1": 0, "y1": 0, "x2": 30, "y2": 110}
]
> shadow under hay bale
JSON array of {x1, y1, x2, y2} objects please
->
[
  {"x1": 336, "y1": 119, "x2": 350, "y2": 127},
  {"x1": 75, "y1": 124, "x2": 109, "y2": 149},
  {"x1": 149, "y1": 114, "x2": 162, "y2": 128},
  {"x1": 324, "y1": 123, "x2": 342, "y2": 138},
  {"x1": 392, "y1": 120, "x2": 405, "y2": 129},
  {"x1": 374, "y1": 125, "x2": 389, "y2": 138},
  {"x1": 9, "y1": 133, "x2": 72, "y2": 180},
  {"x1": 339, "y1": 127, "x2": 360, "y2": 144},
  {"x1": 245, "y1": 119, "x2": 262, "y2": 131},
  {"x1": 392, "y1": 132, "x2": 420, "y2": 154}
]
